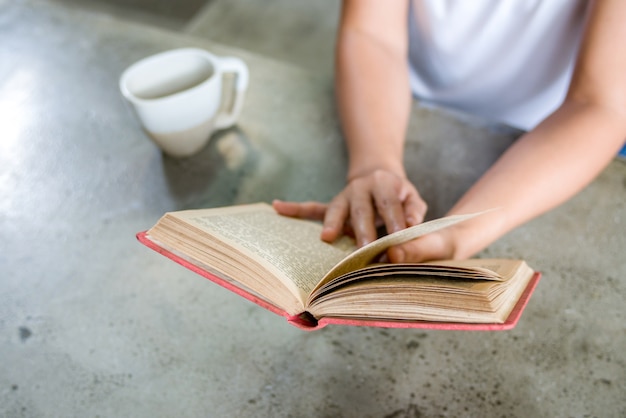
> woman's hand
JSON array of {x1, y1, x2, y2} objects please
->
[
  {"x1": 322, "y1": 169, "x2": 427, "y2": 247},
  {"x1": 272, "y1": 168, "x2": 456, "y2": 263}
]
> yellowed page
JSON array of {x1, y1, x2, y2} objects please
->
[
  {"x1": 307, "y1": 259, "x2": 534, "y2": 323},
  {"x1": 170, "y1": 203, "x2": 356, "y2": 303},
  {"x1": 421, "y1": 258, "x2": 525, "y2": 281},
  {"x1": 160, "y1": 204, "x2": 493, "y2": 310},
  {"x1": 314, "y1": 211, "x2": 490, "y2": 293}
]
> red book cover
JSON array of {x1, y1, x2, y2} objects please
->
[{"x1": 137, "y1": 231, "x2": 540, "y2": 331}]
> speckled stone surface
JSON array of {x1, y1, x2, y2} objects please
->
[
  {"x1": 1, "y1": 1, "x2": 625, "y2": 417},
  {"x1": 185, "y1": 0, "x2": 340, "y2": 75}
]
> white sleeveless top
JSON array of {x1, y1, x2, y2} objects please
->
[{"x1": 408, "y1": 0, "x2": 587, "y2": 130}]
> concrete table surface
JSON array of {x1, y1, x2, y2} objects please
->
[{"x1": 1, "y1": 1, "x2": 625, "y2": 417}]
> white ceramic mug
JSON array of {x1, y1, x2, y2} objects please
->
[{"x1": 120, "y1": 48, "x2": 249, "y2": 157}]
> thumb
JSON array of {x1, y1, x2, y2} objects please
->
[{"x1": 387, "y1": 232, "x2": 454, "y2": 263}]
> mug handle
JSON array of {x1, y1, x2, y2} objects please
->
[{"x1": 214, "y1": 57, "x2": 250, "y2": 130}]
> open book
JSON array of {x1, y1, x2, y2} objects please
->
[{"x1": 137, "y1": 203, "x2": 540, "y2": 330}]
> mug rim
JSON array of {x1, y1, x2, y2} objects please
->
[{"x1": 119, "y1": 47, "x2": 219, "y2": 105}]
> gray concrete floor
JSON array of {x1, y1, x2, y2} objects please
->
[
  {"x1": 46, "y1": 0, "x2": 339, "y2": 73},
  {"x1": 2, "y1": 1, "x2": 626, "y2": 417},
  {"x1": 186, "y1": 0, "x2": 339, "y2": 75},
  {"x1": 45, "y1": 0, "x2": 204, "y2": 29}
]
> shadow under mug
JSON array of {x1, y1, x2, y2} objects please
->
[{"x1": 120, "y1": 47, "x2": 249, "y2": 158}]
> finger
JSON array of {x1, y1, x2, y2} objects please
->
[
  {"x1": 372, "y1": 186, "x2": 407, "y2": 234},
  {"x1": 387, "y1": 240, "x2": 426, "y2": 264},
  {"x1": 387, "y1": 232, "x2": 451, "y2": 263},
  {"x1": 402, "y1": 187, "x2": 428, "y2": 226},
  {"x1": 349, "y1": 192, "x2": 378, "y2": 247},
  {"x1": 321, "y1": 194, "x2": 350, "y2": 242},
  {"x1": 272, "y1": 200, "x2": 327, "y2": 220}
]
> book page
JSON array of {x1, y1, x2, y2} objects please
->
[
  {"x1": 307, "y1": 261, "x2": 507, "y2": 304},
  {"x1": 171, "y1": 204, "x2": 356, "y2": 302},
  {"x1": 307, "y1": 260, "x2": 534, "y2": 323},
  {"x1": 314, "y1": 211, "x2": 491, "y2": 293},
  {"x1": 421, "y1": 258, "x2": 525, "y2": 281}
]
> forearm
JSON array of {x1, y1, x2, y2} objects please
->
[
  {"x1": 445, "y1": 0, "x2": 626, "y2": 259},
  {"x1": 335, "y1": 25, "x2": 411, "y2": 181},
  {"x1": 447, "y1": 100, "x2": 626, "y2": 259}
]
